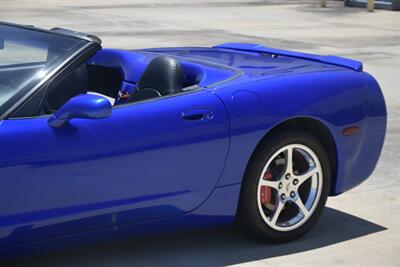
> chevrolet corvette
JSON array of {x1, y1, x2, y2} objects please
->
[{"x1": 0, "y1": 21, "x2": 386, "y2": 250}]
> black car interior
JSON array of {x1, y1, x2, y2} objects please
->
[
  {"x1": 43, "y1": 55, "x2": 197, "y2": 114},
  {"x1": 44, "y1": 63, "x2": 122, "y2": 112}
]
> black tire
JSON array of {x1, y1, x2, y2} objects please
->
[{"x1": 236, "y1": 130, "x2": 331, "y2": 242}]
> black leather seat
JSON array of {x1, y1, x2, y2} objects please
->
[{"x1": 128, "y1": 56, "x2": 184, "y2": 103}]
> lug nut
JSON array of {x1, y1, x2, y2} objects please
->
[
  {"x1": 285, "y1": 174, "x2": 290, "y2": 179},
  {"x1": 281, "y1": 194, "x2": 286, "y2": 200},
  {"x1": 293, "y1": 179, "x2": 298, "y2": 185},
  {"x1": 278, "y1": 182, "x2": 283, "y2": 189},
  {"x1": 290, "y1": 191, "x2": 295, "y2": 198}
]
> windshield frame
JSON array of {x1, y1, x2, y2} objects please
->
[{"x1": 0, "y1": 21, "x2": 101, "y2": 119}]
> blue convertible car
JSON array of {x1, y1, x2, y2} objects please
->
[{"x1": 0, "y1": 22, "x2": 386, "y2": 249}]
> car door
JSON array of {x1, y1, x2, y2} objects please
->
[{"x1": 0, "y1": 89, "x2": 230, "y2": 247}]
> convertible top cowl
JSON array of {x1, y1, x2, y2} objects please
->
[{"x1": 214, "y1": 42, "x2": 363, "y2": 72}]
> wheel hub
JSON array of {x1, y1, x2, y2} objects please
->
[{"x1": 278, "y1": 174, "x2": 298, "y2": 203}]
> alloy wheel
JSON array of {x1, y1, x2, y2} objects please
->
[{"x1": 256, "y1": 144, "x2": 323, "y2": 232}]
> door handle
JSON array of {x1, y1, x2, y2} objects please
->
[{"x1": 181, "y1": 108, "x2": 214, "y2": 121}]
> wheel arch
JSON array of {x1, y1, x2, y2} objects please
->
[{"x1": 245, "y1": 117, "x2": 338, "y2": 195}]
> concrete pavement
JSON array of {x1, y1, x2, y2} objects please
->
[{"x1": 1, "y1": 0, "x2": 399, "y2": 266}]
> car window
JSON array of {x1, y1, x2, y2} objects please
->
[
  {"x1": 0, "y1": 24, "x2": 89, "y2": 117},
  {"x1": 0, "y1": 40, "x2": 47, "y2": 66}
]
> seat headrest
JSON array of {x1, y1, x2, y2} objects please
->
[{"x1": 137, "y1": 56, "x2": 184, "y2": 95}]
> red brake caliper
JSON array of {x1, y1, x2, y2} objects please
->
[{"x1": 260, "y1": 172, "x2": 272, "y2": 205}]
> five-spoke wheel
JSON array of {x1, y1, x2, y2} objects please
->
[
  {"x1": 257, "y1": 144, "x2": 323, "y2": 232},
  {"x1": 237, "y1": 131, "x2": 330, "y2": 242}
]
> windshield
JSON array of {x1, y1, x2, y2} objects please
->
[{"x1": 0, "y1": 24, "x2": 89, "y2": 116}]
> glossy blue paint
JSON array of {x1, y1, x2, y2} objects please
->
[
  {"x1": 0, "y1": 89, "x2": 230, "y2": 248},
  {"x1": 147, "y1": 47, "x2": 347, "y2": 79},
  {"x1": 0, "y1": 184, "x2": 241, "y2": 259},
  {"x1": 213, "y1": 42, "x2": 363, "y2": 71},
  {"x1": 151, "y1": 46, "x2": 386, "y2": 192},
  {"x1": 48, "y1": 94, "x2": 112, "y2": 128},
  {"x1": 0, "y1": 36, "x2": 386, "y2": 253}
]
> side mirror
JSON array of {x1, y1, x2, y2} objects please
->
[{"x1": 48, "y1": 94, "x2": 112, "y2": 128}]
